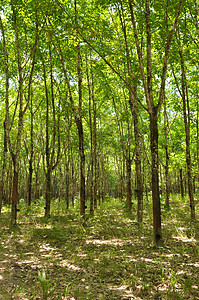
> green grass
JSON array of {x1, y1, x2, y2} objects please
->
[{"x1": 0, "y1": 195, "x2": 198, "y2": 299}]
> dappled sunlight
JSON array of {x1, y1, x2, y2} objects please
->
[
  {"x1": 187, "y1": 262, "x2": 199, "y2": 268},
  {"x1": 85, "y1": 238, "x2": 130, "y2": 246},
  {"x1": 0, "y1": 259, "x2": 9, "y2": 264},
  {"x1": 0, "y1": 196, "x2": 198, "y2": 299},
  {"x1": 39, "y1": 243, "x2": 57, "y2": 252},
  {"x1": 108, "y1": 284, "x2": 143, "y2": 299},
  {"x1": 165, "y1": 253, "x2": 181, "y2": 258},
  {"x1": 59, "y1": 259, "x2": 84, "y2": 272},
  {"x1": 16, "y1": 258, "x2": 42, "y2": 269},
  {"x1": 173, "y1": 236, "x2": 197, "y2": 243},
  {"x1": 38, "y1": 242, "x2": 85, "y2": 272},
  {"x1": 130, "y1": 256, "x2": 171, "y2": 266}
]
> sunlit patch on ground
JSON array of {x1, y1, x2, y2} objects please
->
[
  {"x1": 59, "y1": 259, "x2": 84, "y2": 271},
  {"x1": 109, "y1": 284, "x2": 143, "y2": 299},
  {"x1": 173, "y1": 236, "x2": 197, "y2": 243},
  {"x1": 85, "y1": 238, "x2": 130, "y2": 246}
]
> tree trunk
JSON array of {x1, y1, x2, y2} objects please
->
[
  {"x1": 11, "y1": 168, "x2": 18, "y2": 226},
  {"x1": 150, "y1": 113, "x2": 162, "y2": 245},
  {"x1": 45, "y1": 168, "x2": 51, "y2": 218},
  {"x1": 163, "y1": 98, "x2": 170, "y2": 209},
  {"x1": 126, "y1": 155, "x2": 132, "y2": 211},
  {"x1": 134, "y1": 105, "x2": 143, "y2": 222},
  {"x1": 128, "y1": 0, "x2": 182, "y2": 245},
  {"x1": 180, "y1": 168, "x2": 184, "y2": 199},
  {"x1": 28, "y1": 94, "x2": 34, "y2": 206},
  {"x1": 65, "y1": 162, "x2": 70, "y2": 210},
  {"x1": 71, "y1": 147, "x2": 75, "y2": 207},
  {"x1": 197, "y1": 99, "x2": 199, "y2": 186},
  {"x1": 10, "y1": 8, "x2": 24, "y2": 226},
  {"x1": 78, "y1": 121, "x2": 86, "y2": 215},
  {"x1": 86, "y1": 55, "x2": 94, "y2": 215},
  {"x1": 0, "y1": 17, "x2": 9, "y2": 214},
  {"x1": 129, "y1": 91, "x2": 143, "y2": 221},
  {"x1": 0, "y1": 122, "x2": 7, "y2": 214},
  {"x1": 93, "y1": 96, "x2": 97, "y2": 209},
  {"x1": 43, "y1": 60, "x2": 51, "y2": 218},
  {"x1": 180, "y1": 50, "x2": 195, "y2": 220}
]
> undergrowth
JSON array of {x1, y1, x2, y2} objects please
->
[{"x1": 0, "y1": 195, "x2": 198, "y2": 299}]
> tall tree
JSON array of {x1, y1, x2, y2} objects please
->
[
  {"x1": 128, "y1": 0, "x2": 183, "y2": 245},
  {"x1": 0, "y1": 3, "x2": 38, "y2": 224},
  {"x1": 0, "y1": 16, "x2": 9, "y2": 215}
]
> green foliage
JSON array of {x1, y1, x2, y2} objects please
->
[
  {"x1": 38, "y1": 269, "x2": 55, "y2": 300},
  {"x1": 0, "y1": 1, "x2": 199, "y2": 297}
]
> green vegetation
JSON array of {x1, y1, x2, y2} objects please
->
[
  {"x1": 0, "y1": 0, "x2": 199, "y2": 298},
  {"x1": 0, "y1": 197, "x2": 198, "y2": 299}
]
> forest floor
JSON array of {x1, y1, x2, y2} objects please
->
[{"x1": 0, "y1": 195, "x2": 199, "y2": 300}]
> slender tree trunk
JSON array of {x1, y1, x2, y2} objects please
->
[
  {"x1": 180, "y1": 50, "x2": 195, "y2": 220},
  {"x1": 0, "y1": 15, "x2": 9, "y2": 214},
  {"x1": 43, "y1": 61, "x2": 51, "y2": 218},
  {"x1": 65, "y1": 163, "x2": 70, "y2": 210},
  {"x1": 45, "y1": 168, "x2": 51, "y2": 218},
  {"x1": 86, "y1": 55, "x2": 94, "y2": 215},
  {"x1": 0, "y1": 122, "x2": 7, "y2": 214},
  {"x1": 78, "y1": 120, "x2": 86, "y2": 215},
  {"x1": 43, "y1": 45, "x2": 60, "y2": 217},
  {"x1": 6, "y1": 157, "x2": 13, "y2": 205},
  {"x1": 28, "y1": 93, "x2": 34, "y2": 206},
  {"x1": 90, "y1": 157, "x2": 94, "y2": 214},
  {"x1": 10, "y1": 8, "x2": 24, "y2": 226},
  {"x1": 117, "y1": 4, "x2": 143, "y2": 217},
  {"x1": 101, "y1": 153, "x2": 106, "y2": 203},
  {"x1": 150, "y1": 113, "x2": 162, "y2": 245},
  {"x1": 71, "y1": 149, "x2": 75, "y2": 207},
  {"x1": 128, "y1": 0, "x2": 182, "y2": 246},
  {"x1": 126, "y1": 155, "x2": 132, "y2": 211},
  {"x1": 77, "y1": 43, "x2": 86, "y2": 215},
  {"x1": 128, "y1": 91, "x2": 143, "y2": 221},
  {"x1": 197, "y1": 99, "x2": 199, "y2": 185},
  {"x1": 93, "y1": 95, "x2": 97, "y2": 209},
  {"x1": 164, "y1": 99, "x2": 170, "y2": 209},
  {"x1": 34, "y1": 153, "x2": 41, "y2": 200},
  {"x1": 180, "y1": 168, "x2": 184, "y2": 198},
  {"x1": 11, "y1": 168, "x2": 18, "y2": 226}
]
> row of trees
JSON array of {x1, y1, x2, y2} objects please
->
[{"x1": 0, "y1": 0, "x2": 198, "y2": 246}]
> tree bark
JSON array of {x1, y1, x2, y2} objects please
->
[
  {"x1": 129, "y1": 92, "x2": 143, "y2": 222},
  {"x1": 43, "y1": 60, "x2": 51, "y2": 218},
  {"x1": 180, "y1": 50, "x2": 195, "y2": 220},
  {"x1": 180, "y1": 168, "x2": 184, "y2": 199},
  {"x1": 0, "y1": 17, "x2": 9, "y2": 214},
  {"x1": 28, "y1": 93, "x2": 34, "y2": 206},
  {"x1": 86, "y1": 55, "x2": 94, "y2": 214},
  {"x1": 126, "y1": 155, "x2": 132, "y2": 211},
  {"x1": 78, "y1": 120, "x2": 86, "y2": 215},
  {"x1": 164, "y1": 99, "x2": 170, "y2": 209},
  {"x1": 150, "y1": 113, "x2": 162, "y2": 245}
]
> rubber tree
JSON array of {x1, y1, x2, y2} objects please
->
[
  {"x1": 54, "y1": 32, "x2": 86, "y2": 216},
  {"x1": 171, "y1": 46, "x2": 196, "y2": 221},
  {"x1": 128, "y1": 0, "x2": 183, "y2": 245},
  {"x1": 0, "y1": 3, "x2": 38, "y2": 225},
  {"x1": 0, "y1": 16, "x2": 9, "y2": 215}
]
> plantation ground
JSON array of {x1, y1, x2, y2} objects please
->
[{"x1": 0, "y1": 196, "x2": 198, "y2": 299}]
